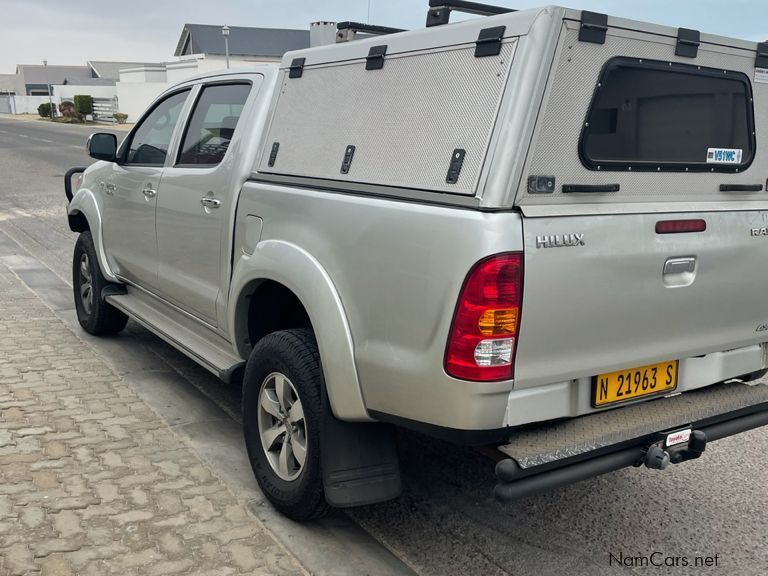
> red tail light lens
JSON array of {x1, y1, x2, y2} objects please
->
[
  {"x1": 655, "y1": 219, "x2": 706, "y2": 234},
  {"x1": 445, "y1": 253, "x2": 523, "y2": 381}
]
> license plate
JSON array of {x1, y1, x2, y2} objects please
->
[{"x1": 593, "y1": 360, "x2": 678, "y2": 407}]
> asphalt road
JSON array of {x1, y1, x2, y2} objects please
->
[{"x1": 1, "y1": 115, "x2": 767, "y2": 576}]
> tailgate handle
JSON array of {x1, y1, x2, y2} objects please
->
[
  {"x1": 719, "y1": 184, "x2": 763, "y2": 192},
  {"x1": 562, "y1": 183, "x2": 620, "y2": 193},
  {"x1": 663, "y1": 257, "x2": 696, "y2": 275}
]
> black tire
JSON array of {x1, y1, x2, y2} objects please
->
[
  {"x1": 72, "y1": 231, "x2": 128, "y2": 336},
  {"x1": 242, "y1": 329, "x2": 331, "y2": 521}
]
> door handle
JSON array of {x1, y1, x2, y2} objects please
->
[
  {"x1": 663, "y1": 257, "x2": 696, "y2": 275},
  {"x1": 142, "y1": 186, "x2": 157, "y2": 199},
  {"x1": 200, "y1": 196, "x2": 221, "y2": 209}
]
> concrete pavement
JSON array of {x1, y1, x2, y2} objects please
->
[{"x1": 0, "y1": 255, "x2": 305, "y2": 576}]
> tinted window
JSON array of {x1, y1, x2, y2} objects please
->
[
  {"x1": 177, "y1": 84, "x2": 251, "y2": 166},
  {"x1": 125, "y1": 90, "x2": 189, "y2": 165},
  {"x1": 581, "y1": 58, "x2": 754, "y2": 172}
]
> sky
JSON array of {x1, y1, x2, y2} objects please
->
[{"x1": 1, "y1": 0, "x2": 766, "y2": 73}]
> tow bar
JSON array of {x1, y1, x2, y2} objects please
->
[{"x1": 494, "y1": 405, "x2": 768, "y2": 503}]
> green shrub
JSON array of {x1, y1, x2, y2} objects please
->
[
  {"x1": 38, "y1": 102, "x2": 53, "y2": 118},
  {"x1": 113, "y1": 112, "x2": 128, "y2": 124},
  {"x1": 74, "y1": 94, "x2": 94, "y2": 116}
]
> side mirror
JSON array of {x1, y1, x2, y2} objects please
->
[{"x1": 86, "y1": 133, "x2": 118, "y2": 162}]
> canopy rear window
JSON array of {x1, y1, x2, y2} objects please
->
[{"x1": 580, "y1": 57, "x2": 755, "y2": 172}]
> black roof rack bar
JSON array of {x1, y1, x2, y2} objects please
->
[
  {"x1": 426, "y1": 0, "x2": 516, "y2": 27},
  {"x1": 336, "y1": 21, "x2": 407, "y2": 43}
]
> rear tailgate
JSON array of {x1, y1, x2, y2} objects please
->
[
  {"x1": 511, "y1": 17, "x2": 768, "y2": 392},
  {"x1": 515, "y1": 210, "x2": 768, "y2": 389}
]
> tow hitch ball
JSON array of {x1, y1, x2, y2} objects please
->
[{"x1": 642, "y1": 430, "x2": 707, "y2": 470}]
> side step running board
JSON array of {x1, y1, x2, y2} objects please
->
[
  {"x1": 493, "y1": 382, "x2": 768, "y2": 502},
  {"x1": 106, "y1": 289, "x2": 245, "y2": 383}
]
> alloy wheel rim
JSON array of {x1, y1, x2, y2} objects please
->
[
  {"x1": 257, "y1": 372, "x2": 307, "y2": 481},
  {"x1": 78, "y1": 253, "x2": 93, "y2": 315}
]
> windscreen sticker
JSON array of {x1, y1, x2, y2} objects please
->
[
  {"x1": 755, "y1": 67, "x2": 768, "y2": 84},
  {"x1": 707, "y1": 148, "x2": 742, "y2": 164}
]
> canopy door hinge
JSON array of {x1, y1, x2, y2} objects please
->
[
  {"x1": 676, "y1": 28, "x2": 700, "y2": 58},
  {"x1": 757, "y1": 42, "x2": 768, "y2": 68},
  {"x1": 366, "y1": 45, "x2": 387, "y2": 70},
  {"x1": 475, "y1": 26, "x2": 505, "y2": 57},
  {"x1": 579, "y1": 11, "x2": 608, "y2": 44},
  {"x1": 288, "y1": 58, "x2": 305, "y2": 79}
]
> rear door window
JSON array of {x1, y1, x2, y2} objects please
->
[
  {"x1": 580, "y1": 57, "x2": 755, "y2": 172},
  {"x1": 176, "y1": 83, "x2": 251, "y2": 166}
]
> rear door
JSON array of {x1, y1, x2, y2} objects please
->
[
  {"x1": 512, "y1": 22, "x2": 768, "y2": 390},
  {"x1": 154, "y1": 80, "x2": 256, "y2": 326}
]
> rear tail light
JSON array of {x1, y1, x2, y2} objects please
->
[{"x1": 445, "y1": 253, "x2": 523, "y2": 381}]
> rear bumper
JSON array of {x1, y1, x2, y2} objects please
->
[
  {"x1": 494, "y1": 381, "x2": 768, "y2": 502},
  {"x1": 503, "y1": 343, "x2": 767, "y2": 427}
]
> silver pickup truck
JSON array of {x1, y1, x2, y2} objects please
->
[{"x1": 65, "y1": 2, "x2": 768, "y2": 521}]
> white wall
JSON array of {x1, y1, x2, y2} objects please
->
[
  {"x1": 9, "y1": 95, "x2": 57, "y2": 115},
  {"x1": 196, "y1": 55, "x2": 280, "y2": 74},
  {"x1": 115, "y1": 81, "x2": 170, "y2": 122},
  {"x1": 165, "y1": 60, "x2": 200, "y2": 84},
  {"x1": 54, "y1": 84, "x2": 117, "y2": 101},
  {"x1": 119, "y1": 66, "x2": 167, "y2": 83},
  {"x1": 114, "y1": 55, "x2": 280, "y2": 122}
]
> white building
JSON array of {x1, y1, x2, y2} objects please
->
[{"x1": 116, "y1": 23, "x2": 319, "y2": 122}]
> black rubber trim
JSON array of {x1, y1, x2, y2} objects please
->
[
  {"x1": 720, "y1": 183, "x2": 763, "y2": 192},
  {"x1": 64, "y1": 166, "x2": 87, "y2": 202},
  {"x1": 368, "y1": 409, "x2": 509, "y2": 446},
  {"x1": 562, "y1": 183, "x2": 619, "y2": 193}
]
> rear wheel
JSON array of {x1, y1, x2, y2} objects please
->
[
  {"x1": 72, "y1": 231, "x2": 128, "y2": 335},
  {"x1": 242, "y1": 329, "x2": 331, "y2": 521}
]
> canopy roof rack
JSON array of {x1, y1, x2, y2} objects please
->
[
  {"x1": 336, "y1": 22, "x2": 407, "y2": 43},
  {"x1": 426, "y1": 0, "x2": 516, "y2": 27}
]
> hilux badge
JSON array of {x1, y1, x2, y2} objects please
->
[{"x1": 536, "y1": 233, "x2": 585, "y2": 249}]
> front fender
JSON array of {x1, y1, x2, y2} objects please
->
[
  {"x1": 68, "y1": 187, "x2": 118, "y2": 283},
  {"x1": 229, "y1": 239, "x2": 370, "y2": 422}
]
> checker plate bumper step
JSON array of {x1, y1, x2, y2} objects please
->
[{"x1": 493, "y1": 382, "x2": 768, "y2": 502}]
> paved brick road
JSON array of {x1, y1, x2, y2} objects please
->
[{"x1": 0, "y1": 263, "x2": 304, "y2": 576}]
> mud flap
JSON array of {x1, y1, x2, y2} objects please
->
[{"x1": 321, "y1": 398, "x2": 402, "y2": 508}]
